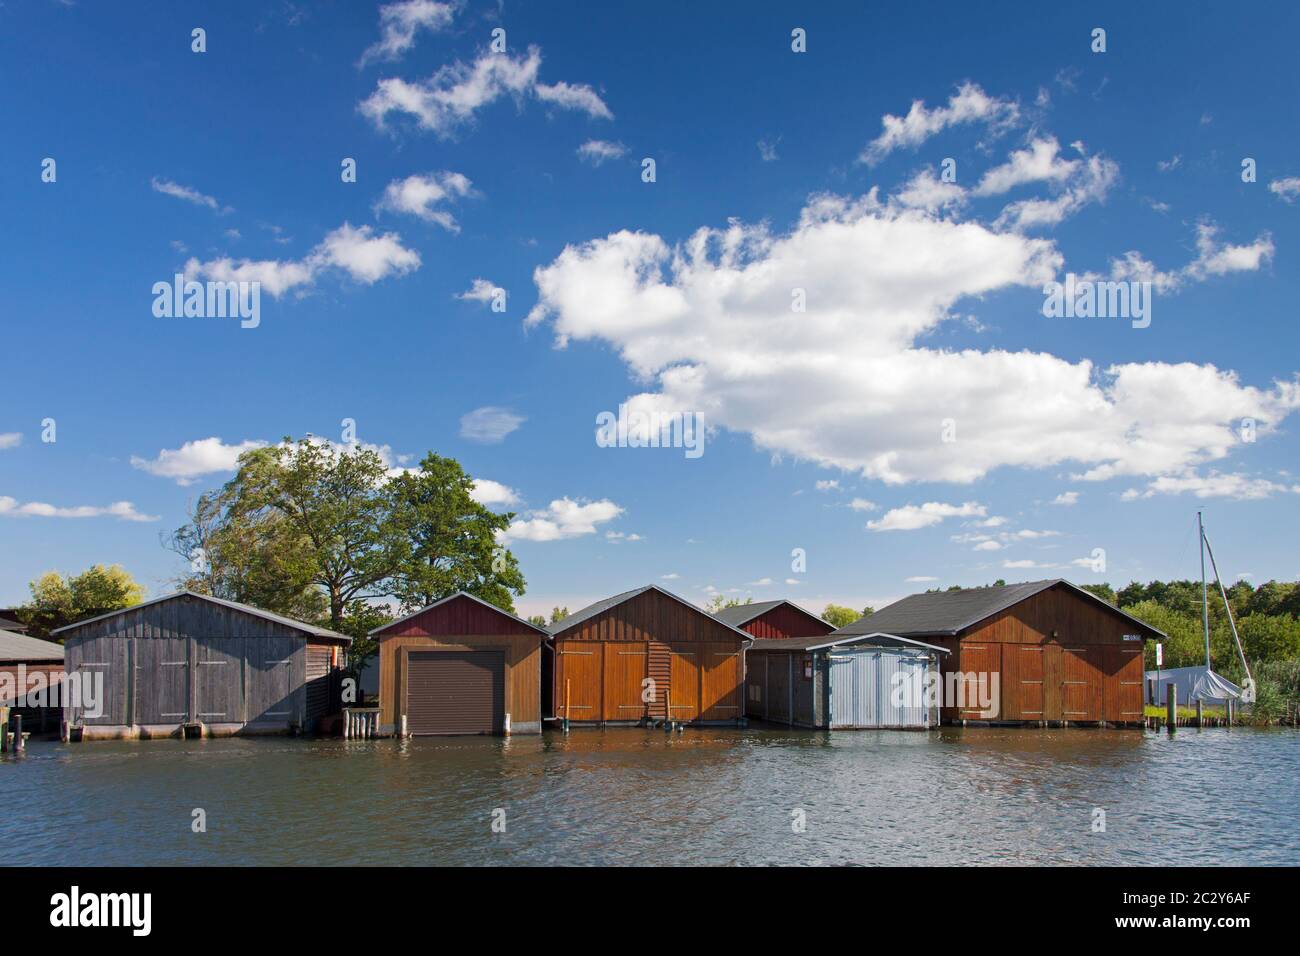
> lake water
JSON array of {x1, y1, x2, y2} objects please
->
[{"x1": 2, "y1": 726, "x2": 1297, "y2": 866}]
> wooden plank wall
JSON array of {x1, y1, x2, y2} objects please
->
[{"x1": 742, "y1": 605, "x2": 835, "y2": 640}]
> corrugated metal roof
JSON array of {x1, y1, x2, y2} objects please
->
[
  {"x1": 368, "y1": 590, "x2": 549, "y2": 637},
  {"x1": 831, "y1": 578, "x2": 1166, "y2": 639},
  {"x1": 50, "y1": 591, "x2": 351, "y2": 643},
  {"x1": 549, "y1": 584, "x2": 754, "y2": 640},
  {"x1": 0, "y1": 631, "x2": 65, "y2": 662},
  {"x1": 746, "y1": 632, "x2": 950, "y2": 654}
]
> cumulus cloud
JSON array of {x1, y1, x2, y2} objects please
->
[
  {"x1": 849, "y1": 498, "x2": 877, "y2": 512},
  {"x1": 577, "y1": 139, "x2": 628, "y2": 166},
  {"x1": 814, "y1": 480, "x2": 840, "y2": 491},
  {"x1": 130, "y1": 437, "x2": 267, "y2": 485},
  {"x1": 0, "y1": 495, "x2": 157, "y2": 522},
  {"x1": 867, "y1": 501, "x2": 986, "y2": 532},
  {"x1": 974, "y1": 137, "x2": 1081, "y2": 195},
  {"x1": 1121, "y1": 471, "x2": 1300, "y2": 501},
  {"x1": 185, "y1": 222, "x2": 420, "y2": 297},
  {"x1": 905, "y1": 575, "x2": 939, "y2": 583},
  {"x1": 525, "y1": 192, "x2": 1297, "y2": 487},
  {"x1": 151, "y1": 177, "x2": 230, "y2": 214},
  {"x1": 359, "y1": 0, "x2": 456, "y2": 67},
  {"x1": 1053, "y1": 491, "x2": 1080, "y2": 506},
  {"x1": 0, "y1": 433, "x2": 21, "y2": 450},
  {"x1": 470, "y1": 478, "x2": 521, "y2": 508},
  {"x1": 893, "y1": 167, "x2": 967, "y2": 213},
  {"x1": 459, "y1": 406, "x2": 525, "y2": 443},
  {"x1": 1109, "y1": 221, "x2": 1274, "y2": 293},
  {"x1": 860, "y1": 82, "x2": 1019, "y2": 164},
  {"x1": 993, "y1": 148, "x2": 1119, "y2": 231},
  {"x1": 360, "y1": 46, "x2": 610, "y2": 136},
  {"x1": 1269, "y1": 177, "x2": 1300, "y2": 203},
  {"x1": 500, "y1": 497, "x2": 623, "y2": 542},
  {"x1": 375, "y1": 171, "x2": 475, "y2": 230},
  {"x1": 456, "y1": 278, "x2": 502, "y2": 304}
]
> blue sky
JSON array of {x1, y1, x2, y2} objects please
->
[{"x1": 3, "y1": 1, "x2": 1299, "y2": 617}]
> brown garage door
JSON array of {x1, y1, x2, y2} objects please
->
[{"x1": 407, "y1": 651, "x2": 504, "y2": 735}]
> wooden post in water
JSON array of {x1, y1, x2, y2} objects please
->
[
  {"x1": 1196, "y1": 699, "x2": 1204, "y2": 729},
  {"x1": 1166, "y1": 684, "x2": 1177, "y2": 735},
  {"x1": 563, "y1": 679, "x2": 571, "y2": 734},
  {"x1": 13, "y1": 713, "x2": 23, "y2": 752},
  {"x1": 1226, "y1": 697, "x2": 1233, "y2": 727},
  {"x1": 0, "y1": 708, "x2": 9, "y2": 753}
]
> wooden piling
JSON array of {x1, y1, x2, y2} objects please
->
[
  {"x1": 563, "y1": 679, "x2": 571, "y2": 734},
  {"x1": 0, "y1": 713, "x2": 8, "y2": 753},
  {"x1": 1226, "y1": 697, "x2": 1233, "y2": 727},
  {"x1": 1196, "y1": 699, "x2": 1204, "y2": 729},
  {"x1": 1166, "y1": 684, "x2": 1177, "y2": 735},
  {"x1": 13, "y1": 714, "x2": 23, "y2": 752}
]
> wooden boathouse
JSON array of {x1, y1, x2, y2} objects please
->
[
  {"x1": 1, "y1": 631, "x2": 66, "y2": 736},
  {"x1": 831, "y1": 579, "x2": 1163, "y2": 726},
  {"x1": 549, "y1": 585, "x2": 751, "y2": 726},
  {"x1": 54, "y1": 591, "x2": 349, "y2": 740},
  {"x1": 370, "y1": 591, "x2": 548, "y2": 737},
  {"x1": 712, "y1": 599, "x2": 835, "y2": 641}
]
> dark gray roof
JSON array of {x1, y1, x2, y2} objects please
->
[
  {"x1": 50, "y1": 591, "x2": 351, "y2": 643},
  {"x1": 368, "y1": 590, "x2": 548, "y2": 637},
  {"x1": 549, "y1": 584, "x2": 752, "y2": 640},
  {"x1": 0, "y1": 631, "x2": 65, "y2": 662},
  {"x1": 0, "y1": 617, "x2": 26, "y2": 633},
  {"x1": 831, "y1": 579, "x2": 1166, "y2": 640}
]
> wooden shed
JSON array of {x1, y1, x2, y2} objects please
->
[
  {"x1": 53, "y1": 591, "x2": 349, "y2": 740},
  {"x1": 713, "y1": 599, "x2": 835, "y2": 640},
  {"x1": 831, "y1": 579, "x2": 1164, "y2": 726},
  {"x1": 369, "y1": 591, "x2": 548, "y2": 737},
  {"x1": 746, "y1": 633, "x2": 946, "y2": 729},
  {"x1": 1, "y1": 631, "x2": 66, "y2": 735},
  {"x1": 549, "y1": 585, "x2": 751, "y2": 726}
]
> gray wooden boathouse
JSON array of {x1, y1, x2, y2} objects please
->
[{"x1": 54, "y1": 591, "x2": 349, "y2": 740}]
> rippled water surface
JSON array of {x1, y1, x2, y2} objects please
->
[{"x1": 2, "y1": 726, "x2": 1297, "y2": 865}]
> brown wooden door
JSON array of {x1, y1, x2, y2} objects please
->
[
  {"x1": 406, "y1": 651, "x2": 504, "y2": 735},
  {"x1": 668, "y1": 645, "x2": 700, "y2": 721},
  {"x1": 556, "y1": 642, "x2": 601, "y2": 721},
  {"x1": 1005, "y1": 645, "x2": 1044, "y2": 721},
  {"x1": 955, "y1": 642, "x2": 1001, "y2": 719},
  {"x1": 700, "y1": 644, "x2": 742, "y2": 721},
  {"x1": 603, "y1": 643, "x2": 648, "y2": 721},
  {"x1": 1061, "y1": 646, "x2": 1102, "y2": 721},
  {"x1": 1103, "y1": 645, "x2": 1144, "y2": 722}
]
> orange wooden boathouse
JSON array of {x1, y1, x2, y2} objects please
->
[
  {"x1": 549, "y1": 585, "x2": 752, "y2": 726},
  {"x1": 712, "y1": 599, "x2": 834, "y2": 641}
]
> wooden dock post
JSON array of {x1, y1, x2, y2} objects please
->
[
  {"x1": 1166, "y1": 684, "x2": 1177, "y2": 735},
  {"x1": 13, "y1": 713, "x2": 23, "y2": 752},
  {"x1": 1226, "y1": 697, "x2": 1233, "y2": 727},
  {"x1": 1196, "y1": 699, "x2": 1204, "y2": 729},
  {"x1": 563, "y1": 679, "x2": 571, "y2": 734},
  {"x1": 0, "y1": 708, "x2": 9, "y2": 753}
]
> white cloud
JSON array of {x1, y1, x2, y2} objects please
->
[
  {"x1": 375, "y1": 171, "x2": 475, "y2": 230},
  {"x1": 860, "y1": 82, "x2": 1019, "y2": 164},
  {"x1": 360, "y1": 46, "x2": 610, "y2": 136},
  {"x1": 661, "y1": 572, "x2": 681, "y2": 580},
  {"x1": 849, "y1": 498, "x2": 877, "y2": 512},
  {"x1": 1002, "y1": 559, "x2": 1045, "y2": 569},
  {"x1": 130, "y1": 437, "x2": 267, "y2": 485},
  {"x1": 1157, "y1": 155, "x2": 1182, "y2": 173},
  {"x1": 151, "y1": 177, "x2": 229, "y2": 214},
  {"x1": 456, "y1": 278, "x2": 502, "y2": 303},
  {"x1": 893, "y1": 167, "x2": 967, "y2": 213},
  {"x1": 746, "y1": 577, "x2": 773, "y2": 586},
  {"x1": 1109, "y1": 221, "x2": 1274, "y2": 293},
  {"x1": 0, "y1": 433, "x2": 21, "y2": 450},
  {"x1": 500, "y1": 497, "x2": 623, "y2": 543},
  {"x1": 470, "y1": 478, "x2": 521, "y2": 508},
  {"x1": 185, "y1": 222, "x2": 420, "y2": 297},
  {"x1": 577, "y1": 139, "x2": 628, "y2": 166},
  {"x1": 905, "y1": 575, "x2": 939, "y2": 583},
  {"x1": 359, "y1": 0, "x2": 456, "y2": 67},
  {"x1": 814, "y1": 479, "x2": 840, "y2": 492},
  {"x1": 867, "y1": 501, "x2": 986, "y2": 532},
  {"x1": 1269, "y1": 177, "x2": 1300, "y2": 203},
  {"x1": 459, "y1": 406, "x2": 525, "y2": 443},
  {"x1": 606, "y1": 530, "x2": 643, "y2": 542},
  {"x1": 1053, "y1": 491, "x2": 1080, "y2": 506},
  {"x1": 974, "y1": 137, "x2": 1080, "y2": 195},
  {"x1": 527, "y1": 192, "x2": 1299, "y2": 488},
  {"x1": 994, "y1": 149, "x2": 1119, "y2": 231},
  {"x1": 0, "y1": 495, "x2": 157, "y2": 522},
  {"x1": 784, "y1": 578, "x2": 801, "y2": 585},
  {"x1": 1121, "y1": 471, "x2": 1300, "y2": 501},
  {"x1": 757, "y1": 138, "x2": 779, "y2": 162}
]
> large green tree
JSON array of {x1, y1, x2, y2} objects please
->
[{"x1": 19, "y1": 564, "x2": 145, "y2": 638}]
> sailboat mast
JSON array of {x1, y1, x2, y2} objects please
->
[{"x1": 1199, "y1": 511, "x2": 1211, "y2": 668}]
